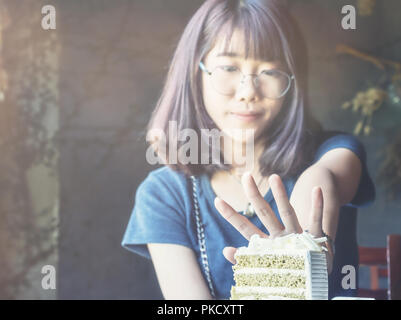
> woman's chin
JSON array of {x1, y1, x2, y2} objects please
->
[
  {"x1": 223, "y1": 125, "x2": 267, "y2": 143},
  {"x1": 221, "y1": 129, "x2": 253, "y2": 142}
]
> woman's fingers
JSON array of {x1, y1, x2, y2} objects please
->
[
  {"x1": 269, "y1": 174, "x2": 302, "y2": 234},
  {"x1": 308, "y1": 186, "x2": 324, "y2": 237},
  {"x1": 214, "y1": 197, "x2": 266, "y2": 241},
  {"x1": 223, "y1": 247, "x2": 237, "y2": 265},
  {"x1": 241, "y1": 172, "x2": 284, "y2": 237}
]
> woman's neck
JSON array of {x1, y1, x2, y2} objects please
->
[{"x1": 221, "y1": 136, "x2": 265, "y2": 177}]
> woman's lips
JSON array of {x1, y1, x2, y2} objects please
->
[{"x1": 230, "y1": 112, "x2": 263, "y2": 122}]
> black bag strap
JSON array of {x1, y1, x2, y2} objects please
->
[{"x1": 189, "y1": 175, "x2": 216, "y2": 299}]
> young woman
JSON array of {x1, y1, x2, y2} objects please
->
[{"x1": 122, "y1": 0, "x2": 375, "y2": 300}]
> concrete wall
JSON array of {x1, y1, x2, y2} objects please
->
[{"x1": 1, "y1": 0, "x2": 59, "y2": 299}]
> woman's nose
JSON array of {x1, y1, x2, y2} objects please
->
[{"x1": 235, "y1": 75, "x2": 260, "y2": 102}]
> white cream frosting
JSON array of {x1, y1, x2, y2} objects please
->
[
  {"x1": 236, "y1": 232, "x2": 328, "y2": 256},
  {"x1": 234, "y1": 267, "x2": 305, "y2": 276},
  {"x1": 233, "y1": 286, "x2": 306, "y2": 295},
  {"x1": 234, "y1": 294, "x2": 299, "y2": 300},
  {"x1": 232, "y1": 287, "x2": 306, "y2": 300}
]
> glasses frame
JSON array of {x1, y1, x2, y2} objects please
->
[{"x1": 199, "y1": 61, "x2": 295, "y2": 99}]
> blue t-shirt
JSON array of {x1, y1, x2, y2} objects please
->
[{"x1": 121, "y1": 132, "x2": 375, "y2": 299}]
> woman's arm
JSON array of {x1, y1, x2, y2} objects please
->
[
  {"x1": 148, "y1": 243, "x2": 213, "y2": 300},
  {"x1": 289, "y1": 148, "x2": 362, "y2": 243}
]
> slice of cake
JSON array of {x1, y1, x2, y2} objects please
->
[{"x1": 230, "y1": 232, "x2": 329, "y2": 300}]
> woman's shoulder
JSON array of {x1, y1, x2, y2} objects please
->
[
  {"x1": 314, "y1": 130, "x2": 368, "y2": 163},
  {"x1": 145, "y1": 165, "x2": 188, "y2": 183},
  {"x1": 317, "y1": 129, "x2": 353, "y2": 142},
  {"x1": 137, "y1": 165, "x2": 191, "y2": 201}
]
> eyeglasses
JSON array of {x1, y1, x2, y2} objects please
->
[{"x1": 199, "y1": 61, "x2": 294, "y2": 100}]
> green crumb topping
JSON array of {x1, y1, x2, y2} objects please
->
[
  {"x1": 234, "y1": 254, "x2": 305, "y2": 270},
  {"x1": 234, "y1": 273, "x2": 306, "y2": 288}
]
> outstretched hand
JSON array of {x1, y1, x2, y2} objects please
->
[{"x1": 214, "y1": 172, "x2": 332, "y2": 272}]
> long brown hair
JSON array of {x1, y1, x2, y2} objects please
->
[{"x1": 147, "y1": 0, "x2": 322, "y2": 178}]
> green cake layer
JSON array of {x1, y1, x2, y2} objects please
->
[
  {"x1": 234, "y1": 272, "x2": 306, "y2": 288},
  {"x1": 234, "y1": 254, "x2": 305, "y2": 270}
]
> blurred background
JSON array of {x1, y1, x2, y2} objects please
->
[{"x1": 0, "y1": 0, "x2": 400, "y2": 299}]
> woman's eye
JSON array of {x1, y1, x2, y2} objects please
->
[
  {"x1": 261, "y1": 70, "x2": 281, "y2": 78},
  {"x1": 218, "y1": 66, "x2": 238, "y2": 72}
]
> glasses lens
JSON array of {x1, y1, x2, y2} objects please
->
[
  {"x1": 209, "y1": 66, "x2": 292, "y2": 99},
  {"x1": 258, "y1": 70, "x2": 291, "y2": 99},
  {"x1": 211, "y1": 66, "x2": 241, "y2": 95}
]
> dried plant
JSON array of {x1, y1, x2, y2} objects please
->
[
  {"x1": 342, "y1": 87, "x2": 387, "y2": 136},
  {"x1": 337, "y1": 44, "x2": 401, "y2": 136},
  {"x1": 357, "y1": 0, "x2": 376, "y2": 16}
]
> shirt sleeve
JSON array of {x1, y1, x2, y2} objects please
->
[
  {"x1": 121, "y1": 170, "x2": 192, "y2": 259},
  {"x1": 313, "y1": 133, "x2": 376, "y2": 208}
]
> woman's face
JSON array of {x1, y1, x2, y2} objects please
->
[{"x1": 201, "y1": 30, "x2": 287, "y2": 144}]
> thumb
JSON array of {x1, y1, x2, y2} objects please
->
[{"x1": 223, "y1": 246, "x2": 238, "y2": 265}]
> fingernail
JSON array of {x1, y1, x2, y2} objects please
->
[
  {"x1": 269, "y1": 174, "x2": 277, "y2": 182},
  {"x1": 241, "y1": 171, "x2": 251, "y2": 184},
  {"x1": 269, "y1": 174, "x2": 279, "y2": 187},
  {"x1": 243, "y1": 171, "x2": 251, "y2": 177},
  {"x1": 214, "y1": 197, "x2": 223, "y2": 208},
  {"x1": 313, "y1": 186, "x2": 322, "y2": 193}
]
